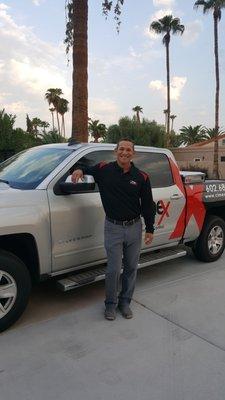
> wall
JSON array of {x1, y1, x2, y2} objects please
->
[{"x1": 171, "y1": 147, "x2": 225, "y2": 179}]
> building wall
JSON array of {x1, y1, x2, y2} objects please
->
[{"x1": 171, "y1": 147, "x2": 225, "y2": 179}]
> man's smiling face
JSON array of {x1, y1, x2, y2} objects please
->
[{"x1": 115, "y1": 140, "x2": 135, "y2": 168}]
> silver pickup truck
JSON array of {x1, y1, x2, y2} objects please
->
[{"x1": 0, "y1": 142, "x2": 225, "y2": 332}]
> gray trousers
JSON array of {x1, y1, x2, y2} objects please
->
[{"x1": 104, "y1": 218, "x2": 142, "y2": 306}]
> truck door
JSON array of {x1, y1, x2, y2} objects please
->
[
  {"x1": 47, "y1": 148, "x2": 114, "y2": 272},
  {"x1": 134, "y1": 151, "x2": 186, "y2": 248}
]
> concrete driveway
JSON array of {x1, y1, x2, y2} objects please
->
[{"x1": 1, "y1": 251, "x2": 225, "y2": 400}]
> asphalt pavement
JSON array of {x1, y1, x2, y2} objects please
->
[{"x1": 1, "y1": 251, "x2": 225, "y2": 400}]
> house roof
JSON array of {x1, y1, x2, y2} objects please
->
[{"x1": 187, "y1": 133, "x2": 225, "y2": 148}]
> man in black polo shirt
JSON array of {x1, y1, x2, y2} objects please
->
[{"x1": 72, "y1": 139, "x2": 155, "y2": 320}]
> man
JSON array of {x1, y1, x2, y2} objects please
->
[{"x1": 72, "y1": 139, "x2": 155, "y2": 321}]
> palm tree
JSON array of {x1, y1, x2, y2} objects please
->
[
  {"x1": 132, "y1": 106, "x2": 143, "y2": 124},
  {"x1": 40, "y1": 130, "x2": 67, "y2": 144},
  {"x1": 179, "y1": 125, "x2": 207, "y2": 146},
  {"x1": 150, "y1": 15, "x2": 184, "y2": 147},
  {"x1": 39, "y1": 121, "x2": 50, "y2": 134},
  {"x1": 194, "y1": 0, "x2": 225, "y2": 179},
  {"x1": 170, "y1": 114, "x2": 177, "y2": 131},
  {"x1": 45, "y1": 88, "x2": 63, "y2": 134},
  {"x1": 65, "y1": 1, "x2": 124, "y2": 143},
  {"x1": 88, "y1": 119, "x2": 107, "y2": 143},
  {"x1": 31, "y1": 117, "x2": 43, "y2": 138},
  {"x1": 58, "y1": 98, "x2": 69, "y2": 137},
  {"x1": 26, "y1": 115, "x2": 49, "y2": 136},
  {"x1": 205, "y1": 127, "x2": 224, "y2": 138}
]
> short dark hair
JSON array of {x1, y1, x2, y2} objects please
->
[{"x1": 116, "y1": 138, "x2": 135, "y2": 150}]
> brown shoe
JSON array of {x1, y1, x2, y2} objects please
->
[
  {"x1": 104, "y1": 305, "x2": 116, "y2": 321},
  {"x1": 118, "y1": 303, "x2": 133, "y2": 319}
]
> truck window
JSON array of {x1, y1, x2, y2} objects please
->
[
  {"x1": 134, "y1": 152, "x2": 174, "y2": 188},
  {"x1": 0, "y1": 147, "x2": 74, "y2": 189},
  {"x1": 71, "y1": 150, "x2": 173, "y2": 190},
  {"x1": 74, "y1": 150, "x2": 115, "y2": 171},
  {"x1": 72, "y1": 150, "x2": 115, "y2": 191}
]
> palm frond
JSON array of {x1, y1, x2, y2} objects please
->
[{"x1": 150, "y1": 21, "x2": 162, "y2": 34}]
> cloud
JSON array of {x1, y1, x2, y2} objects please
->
[
  {"x1": 153, "y1": 0, "x2": 175, "y2": 7},
  {"x1": 32, "y1": 0, "x2": 45, "y2": 5},
  {"x1": 89, "y1": 97, "x2": 119, "y2": 125},
  {"x1": 0, "y1": 3, "x2": 71, "y2": 130},
  {"x1": 151, "y1": 8, "x2": 173, "y2": 21},
  {"x1": 10, "y1": 58, "x2": 68, "y2": 96},
  {"x1": 149, "y1": 76, "x2": 187, "y2": 100},
  {"x1": 0, "y1": 3, "x2": 8, "y2": 10},
  {"x1": 129, "y1": 46, "x2": 142, "y2": 59},
  {"x1": 90, "y1": 53, "x2": 144, "y2": 76},
  {"x1": 4, "y1": 101, "x2": 31, "y2": 115},
  {"x1": 182, "y1": 20, "x2": 203, "y2": 45}
]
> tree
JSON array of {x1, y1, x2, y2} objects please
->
[
  {"x1": 88, "y1": 119, "x2": 107, "y2": 142},
  {"x1": 45, "y1": 88, "x2": 63, "y2": 134},
  {"x1": 194, "y1": 0, "x2": 225, "y2": 179},
  {"x1": 26, "y1": 114, "x2": 33, "y2": 135},
  {"x1": 0, "y1": 109, "x2": 15, "y2": 154},
  {"x1": 57, "y1": 98, "x2": 69, "y2": 137},
  {"x1": 179, "y1": 125, "x2": 207, "y2": 146},
  {"x1": 170, "y1": 131, "x2": 182, "y2": 147},
  {"x1": 40, "y1": 130, "x2": 67, "y2": 144},
  {"x1": 150, "y1": 15, "x2": 184, "y2": 147},
  {"x1": 26, "y1": 115, "x2": 50, "y2": 137},
  {"x1": 31, "y1": 117, "x2": 44, "y2": 137},
  {"x1": 132, "y1": 106, "x2": 143, "y2": 124},
  {"x1": 0, "y1": 110, "x2": 40, "y2": 160},
  {"x1": 104, "y1": 116, "x2": 165, "y2": 147},
  {"x1": 40, "y1": 121, "x2": 51, "y2": 133},
  {"x1": 204, "y1": 127, "x2": 224, "y2": 138},
  {"x1": 65, "y1": 1, "x2": 124, "y2": 143}
]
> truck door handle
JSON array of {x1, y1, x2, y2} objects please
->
[{"x1": 170, "y1": 194, "x2": 183, "y2": 200}]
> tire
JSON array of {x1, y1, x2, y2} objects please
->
[
  {"x1": 193, "y1": 215, "x2": 225, "y2": 262},
  {"x1": 0, "y1": 250, "x2": 31, "y2": 333}
]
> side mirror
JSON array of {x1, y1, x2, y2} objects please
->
[{"x1": 58, "y1": 175, "x2": 95, "y2": 194}]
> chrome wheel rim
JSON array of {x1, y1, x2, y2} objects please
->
[
  {"x1": 208, "y1": 225, "x2": 224, "y2": 255},
  {"x1": 0, "y1": 270, "x2": 17, "y2": 319}
]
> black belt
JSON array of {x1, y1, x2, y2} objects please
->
[{"x1": 106, "y1": 216, "x2": 140, "y2": 226}]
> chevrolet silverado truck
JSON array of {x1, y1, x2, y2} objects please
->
[{"x1": 0, "y1": 142, "x2": 225, "y2": 332}]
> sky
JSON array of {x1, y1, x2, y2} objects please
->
[{"x1": 0, "y1": 0, "x2": 225, "y2": 137}]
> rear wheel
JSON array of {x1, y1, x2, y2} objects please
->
[
  {"x1": 193, "y1": 215, "x2": 225, "y2": 262},
  {"x1": 0, "y1": 250, "x2": 31, "y2": 333}
]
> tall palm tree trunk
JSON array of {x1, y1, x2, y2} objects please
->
[
  {"x1": 72, "y1": 0, "x2": 88, "y2": 142},
  {"x1": 164, "y1": 110, "x2": 167, "y2": 131},
  {"x1": 171, "y1": 118, "x2": 174, "y2": 131},
  {"x1": 212, "y1": 11, "x2": 220, "y2": 179},
  {"x1": 51, "y1": 110, "x2": 55, "y2": 131},
  {"x1": 166, "y1": 40, "x2": 171, "y2": 147},
  {"x1": 56, "y1": 111, "x2": 61, "y2": 135},
  {"x1": 136, "y1": 111, "x2": 140, "y2": 124},
  {"x1": 62, "y1": 115, "x2": 65, "y2": 137}
]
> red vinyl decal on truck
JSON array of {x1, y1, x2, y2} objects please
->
[{"x1": 168, "y1": 158, "x2": 206, "y2": 239}]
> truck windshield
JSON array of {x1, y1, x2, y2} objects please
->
[{"x1": 0, "y1": 147, "x2": 73, "y2": 189}]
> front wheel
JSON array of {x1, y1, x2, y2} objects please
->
[
  {"x1": 193, "y1": 215, "x2": 225, "y2": 262},
  {"x1": 0, "y1": 250, "x2": 31, "y2": 333}
]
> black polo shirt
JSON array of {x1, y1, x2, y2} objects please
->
[{"x1": 81, "y1": 161, "x2": 155, "y2": 233}]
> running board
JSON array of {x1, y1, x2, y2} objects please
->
[{"x1": 57, "y1": 247, "x2": 187, "y2": 292}]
